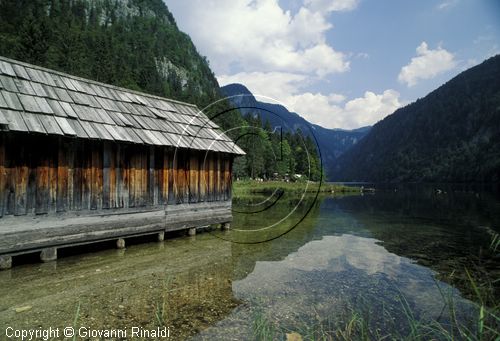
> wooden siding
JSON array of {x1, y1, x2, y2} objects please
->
[{"x1": 0, "y1": 133, "x2": 233, "y2": 217}]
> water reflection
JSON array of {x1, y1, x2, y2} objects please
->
[
  {"x1": 0, "y1": 186, "x2": 498, "y2": 340},
  {"x1": 196, "y1": 188, "x2": 498, "y2": 339}
]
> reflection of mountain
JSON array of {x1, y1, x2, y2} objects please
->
[{"x1": 249, "y1": 235, "x2": 404, "y2": 277}]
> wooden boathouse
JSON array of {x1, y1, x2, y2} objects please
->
[{"x1": 0, "y1": 56, "x2": 245, "y2": 269}]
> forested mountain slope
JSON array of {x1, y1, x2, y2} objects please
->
[{"x1": 334, "y1": 55, "x2": 500, "y2": 182}]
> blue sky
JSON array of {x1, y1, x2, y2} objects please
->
[{"x1": 166, "y1": 0, "x2": 500, "y2": 129}]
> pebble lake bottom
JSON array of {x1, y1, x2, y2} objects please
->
[{"x1": 0, "y1": 183, "x2": 498, "y2": 340}]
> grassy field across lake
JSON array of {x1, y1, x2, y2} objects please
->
[{"x1": 233, "y1": 180, "x2": 363, "y2": 197}]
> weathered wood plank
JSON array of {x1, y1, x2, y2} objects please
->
[
  {"x1": 56, "y1": 137, "x2": 68, "y2": 212},
  {"x1": 189, "y1": 153, "x2": 198, "y2": 203},
  {"x1": 221, "y1": 156, "x2": 226, "y2": 201},
  {"x1": 129, "y1": 150, "x2": 136, "y2": 208},
  {"x1": 161, "y1": 149, "x2": 168, "y2": 205},
  {"x1": 82, "y1": 143, "x2": 92, "y2": 210},
  {"x1": 110, "y1": 143, "x2": 117, "y2": 208},
  {"x1": 90, "y1": 144, "x2": 101, "y2": 210},
  {"x1": 26, "y1": 140, "x2": 38, "y2": 214},
  {"x1": 102, "y1": 142, "x2": 111, "y2": 209},
  {"x1": 209, "y1": 154, "x2": 215, "y2": 202},
  {"x1": 115, "y1": 144, "x2": 124, "y2": 208},
  {"x1": 35, "y1": 144, "x2": 49, "y2": 214},
  {"x1": 172, "y1": 153, "x2": 179, "y2": 203},
  {"x1": 216, "y1": 154, "x2": 221, "y2": 201},
  {"x1": 149, "y1": 146, "x2": 155, "y2": 206},
  {"x1": 67, "y1": 141, "x2": 75, "y2": 211},
  {"x1": 168, "y1": 150, "x2": 175, "y2": 204},
  {"x1": 135, "y1": 151, "x2": 142, "y2": 207},
  {"x1": 141, "y1": 150, "x2": 147, "y2": 206},
  {"x1": 12, "y1": 144, "x2": 29, "y2": 215},
  {"x1": 72, "y1": 143, "x2": 83, "y2": 210},
  {"x1": 176, "y1": 153, "x2": 186, "y2": 204},
  {"x1": 49, "y1": 143, "x2": 57, "y2": 213},
  {"x1": 155, "y1": 148, "x2": 163, "y2": 205},
  {"x1": 228, "y1": 156, "x2": 233, "y2": 199},
  {"x1": 0, "y1": 135, "x2": 5, "y2": 217},
  {"x1": 26, "y1": 137, "x2": 37, "y2": 214},
  {"x1": 199, "y1": 153, "x2": 206, "y2": 202},
  {"x1": 225, "y1": 157, "x2": 231, "y2": 200}
]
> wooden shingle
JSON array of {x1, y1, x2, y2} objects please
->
[{"x1": 0, "y1": 56, "x2": 245, "y2": 155}]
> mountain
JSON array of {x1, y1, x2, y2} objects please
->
[
  {"x1": 334, "y1": 55, "x2": 500, "y2": 183},
  {"x1": 221, "y1": 83, "x2": 370, "y2": 179}
]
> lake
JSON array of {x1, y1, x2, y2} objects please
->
[{"x1": 0, "y1": 183, "x2": 499, "y2": 340}]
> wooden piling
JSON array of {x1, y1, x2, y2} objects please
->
[
  {"x1": 116, "y1": 238, "x2": 126, "y2": 249},
  {"x1": 40, "y1": 248, "x2": 57, "y2": 262},
  {"x1": 0, "y1": 255, "x2": 12, "y2": 270}
]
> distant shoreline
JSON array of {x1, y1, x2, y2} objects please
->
[{"x1": 233, "y1": 180, "x2": 366, "y2": 197}]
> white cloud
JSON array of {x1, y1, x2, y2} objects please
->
[
  {"x1": 398, "y1": 42, "x2": 456, "y2": 87},
  {"x1": 166, "y1": 0, "x2": 350, "y2": 76},
  {"x1": 168, "y1": 0, "x2": 403, "y2": 129},
  {"x1": 304, "y1": 0, "x2": 359, "y2": 12},
  {"x1": 218, "y1": 71, "x2": 308, "y2": 102},
  {"x1": 289, "y1": 89, "x2": 403, "y2": 129},
  {"x1": 355, "y1": 52, "x2": 370, "y2": 59},
  {"x1": 218, "y1": 71, "x2": 402, "y2": 129},
  {"x1": 436, "y1": 0, "x2": 458, "y2": 10}
]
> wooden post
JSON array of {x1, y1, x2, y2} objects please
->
[
  {"x1": 188, "y1": 227, "x2": 196, "y2": 236},
  {"x1": 116, "y1": 238, "x2": 126, "y2": 249},
  {"x1": 157, "y1": 231, "x2": 165, "y2": 242},
  {"x1": 0, "y1": 255, "x2": 12, "y2": 270},
  {"x1": 40, "y1": 248, "x2": 57, "y2": 262}
]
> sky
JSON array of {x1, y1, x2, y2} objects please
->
[{"x1": 166, "y1": 0, "x2": 500, "y2": 130}]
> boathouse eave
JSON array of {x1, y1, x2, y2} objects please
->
[{"x1": 0, "y1": 55, "x2": 245, "y2": 156}]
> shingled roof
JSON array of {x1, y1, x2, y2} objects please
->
[{"x1": 0, "y1": 56, "x2": 245, "y2": 155}]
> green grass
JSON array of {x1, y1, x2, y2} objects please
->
[
  {"x1": 155, "y1": 275, "x2": 174, "y2": 328},
  {"x1": 72, "y1": 301, "x2": 81, "y2": 341},
  {"x1": 252, "y1": 309, "x2": 277, "y2": 341},
  {"x1": 233, "y1": 180, "x2": 363, "y2": 198}
]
